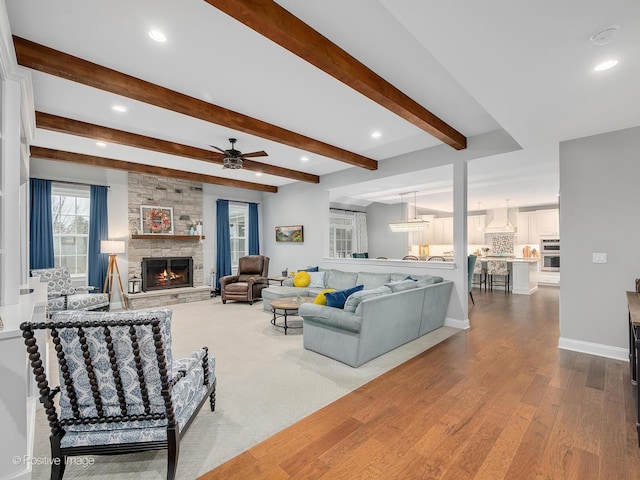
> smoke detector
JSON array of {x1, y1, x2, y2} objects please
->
[{"x1": 590, "y1": 26, "x2": 620, "y2": 46}]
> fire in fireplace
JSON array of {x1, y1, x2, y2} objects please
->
[{"x1": 141, "y1": 257, "x2": 193, "y2": 291}]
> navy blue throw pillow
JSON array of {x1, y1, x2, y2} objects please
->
[
  {"x1": 304, "y1": 266, "x2": 319, "y2": 272},
  {"x1": 325, "y1": 284, "x2": 364, "y2": 309}
]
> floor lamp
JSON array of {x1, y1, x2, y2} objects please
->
[{"x1": 101, "y1": 240, "x2": 127, "y2": 309}]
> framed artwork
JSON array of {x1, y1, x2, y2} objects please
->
[
  {"x1": 275, "y1": 225, "x2": 303, "y2": 243},
  {"x1": 140, "y1": 206, "x2": 174, "y2": 234}
]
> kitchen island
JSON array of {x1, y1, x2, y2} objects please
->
[{"x1": 479, "y1": 257, "x2": 539, "y2": 295}]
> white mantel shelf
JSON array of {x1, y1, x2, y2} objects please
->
[{"x1": 131, "y1": 234, "x2": 205, "y2": 240}]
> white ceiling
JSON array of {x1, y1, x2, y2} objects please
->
[{"x1": 6, "y1": 0, "x2": 640, "y2": 212}]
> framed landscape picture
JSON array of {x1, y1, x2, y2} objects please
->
[
  {"x1": 275, "y1": 225, "x2": 303, "y2": 243},
  {"x1": 140, "y1": 205, "x2": 174, "y2": 234}
]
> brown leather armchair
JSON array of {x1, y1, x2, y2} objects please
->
[{"x1": 220, "y1": 255, "x2": 270, "y2": 304}]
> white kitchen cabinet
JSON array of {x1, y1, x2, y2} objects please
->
[
  {"x1": 432, "y1": 217, "x2": 453, "y2": 244},
  {"x1": 467, "y1": 215, "x2": 486, "y2": 244},
  {"x1": 408, "y1": 215, "x2": 434, "y2": 246},
  {"x1": 517, "y1": 211, "x2": 539, "y2": 244},
  {"x1": 537, "y1": 209, "x2": 559, "y2": 236}
]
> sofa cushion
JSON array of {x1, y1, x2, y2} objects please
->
[
  {"x1": 325, "y1": 284, "x2": 364, "y2": 309},
  {"x1": 263, "y1": 286, "x2": 309, "y2": 302},
  {"x1": 314, "y1": 288, "x2": 336, "y2": 305},
  {"x1": 385, "y1": 280, "x2": 419, "y2": 293},
  {"x1": 390, "y1": 272, "x2": 415, "y2": 282},
  {"x1": 324, "y1": 269, "x2": 358, "y2": 290},
  {"x1": 415, "y1": 276, "x2": 440, "y2": 287},
  {"x1": 293, "y1": 271, "x2": 311, "y2": 287},
  {"x1": 355, "y1": 272, "x2": 391, "y2": 290},
  {"x1": 308, "y1": 271, "x2": 326, "y2": 288},
  {"x1": 298, "y1": 304, "x2": 363, "y2": 333},
  {"x1": 343, "y1": 286, "x2": 391, "y2": 313}
]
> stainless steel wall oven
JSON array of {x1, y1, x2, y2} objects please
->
[{"x1": 540, "y1": 237, "x2": 560, "y2": 272}]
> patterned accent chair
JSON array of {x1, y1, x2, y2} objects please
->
[
  {"x1": 30, "y1": 267, "x2": 110, "y2": 313},
  {"x1": 472, "y1": 257, "x2": 487, "y2": 291},
  {"x1": 20, "y1": 308, "x2": 216, "y2": 480},
  {"x1": 220, "y1": 255, "x2": 270, "y2": 304},
  {"x1": 487, "y1": 260, "x2": 510, "y2": 293}
]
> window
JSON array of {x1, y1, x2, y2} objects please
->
[
  {"x1": 52, "y1": 185, "x2": 90, "y2": 276},
  {"x1": 229, "y1": 203, "x2": 248, "y2": 267},
  {"x1": 329, "y1": 213, "x2": 353, "y2": 258}
]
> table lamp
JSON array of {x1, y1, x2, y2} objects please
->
[{"x1": 101, "y1": 240, "x2": 127, "y2": 309}]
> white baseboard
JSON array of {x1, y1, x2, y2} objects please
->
[
  {"x1": 558, "y1": 337, "x2": 628, "y2": 362},
  {"x1": 445, "y1": 317, "x2": 470, "y2": 330}
]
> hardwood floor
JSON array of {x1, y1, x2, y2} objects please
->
[{"x1": 199, "y1": 286, "x2": 640, "y2": 480}]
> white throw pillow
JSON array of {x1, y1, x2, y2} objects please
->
[{"x1": 308, "y1": 271, "x2": 326, "y2": 288}]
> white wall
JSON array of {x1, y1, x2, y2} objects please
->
[{"x1": 559, "y1": 125, "x2": 640, "y2": 360}]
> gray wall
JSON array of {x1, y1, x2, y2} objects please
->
[
  {"x1": 366, "y1": 202, "x2": 410, "y2": 259},
  {"x1": 559, "y1": 125, "x2": 640, "y2": 358}
]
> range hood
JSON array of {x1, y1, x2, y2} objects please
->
[{"x1": 485, "y1": 208, "x2": 516, "y2": 234}]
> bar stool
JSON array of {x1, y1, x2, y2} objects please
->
[
  {"x1": 487, "y1": 260, "x2": 510, "y2": 293},
  {"x1": 472, "y1": 258, "x2": 487, "y2": 291}
]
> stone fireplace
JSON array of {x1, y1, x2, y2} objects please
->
[
  {"x1": 142, "y1": 257, "x2": 193, "y2": 291},
  {"x1": 125, "y1": 173, "x2": 212, "y2": 309}
]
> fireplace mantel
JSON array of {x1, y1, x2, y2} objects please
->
[{"x1": 131, "y1": 234, "x2": 205, "y2": 240}]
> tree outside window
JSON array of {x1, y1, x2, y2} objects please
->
[
  {"x1": 52, "y1": 185, "x2": 90, "y2": 276},
  {"x1": 229, "y1": 203, "x2": 248, "y2": 267}
]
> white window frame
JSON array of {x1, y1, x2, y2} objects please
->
[
  {"x1": 329, "y1": 213, "x2": 354, "y2": 258},
  {"x1": 51, "y1": 184, "x2": 91, "y2": 280},
  {"x1": 229, "y1": 202, "x2": 248, "y2": 270}
]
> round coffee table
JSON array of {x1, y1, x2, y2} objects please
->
[{"x1": 270, "y1": 296, "x2": 313, "y2": 335}]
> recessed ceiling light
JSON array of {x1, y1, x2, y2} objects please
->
[
  {"x1": 112, "y1": 105, "x2": 127, "y2": 113},
  {"x1": 95, "y1": 141, "x2": 107, "y2": 147},
  {"x1": 371, "y1": 131, "x2": 382, "y2": 139},
  {"x1": 300, "y1": 156, "x2": 309, "y2": 162},
  {"x1": 149, "y1": 30, "x2": 167, "y2": 43},
  {"x1": 594, "y1": 59, "x2": 618, "y2": 71},
  {"x1": 255, "y1": 172, "x2": 263, "y2": 177}
]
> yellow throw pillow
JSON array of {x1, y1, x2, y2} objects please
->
[
  {"x1": 293, "y1": 271, "x2": 311, "y2": 287},
  {"x1": 314, "y1": 288, "x2": 336, "y2": 305}
]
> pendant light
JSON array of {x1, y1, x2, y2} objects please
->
[
  {"x1": 505, "y1": 199, "x2": 515, "y2": 231},
  {"x1": 389, "y1": 191, "x2": 430, "y2": 232}
]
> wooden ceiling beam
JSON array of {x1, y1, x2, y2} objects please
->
[
  {"x1": 35, "y1": 112, "x2": 319, "y2": 183},
  {"x1": 204, "y1": 0, "x2": 467, "y2": 151},
  {"x1": 29, "y1": 146, "x2": 278, "y2": 193},
  {"x1": 14, "y1": 36, "x2": 377, "y2": 170}
]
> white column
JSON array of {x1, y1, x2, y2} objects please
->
[
  {"x1": 1, "y1": 78, "x2": 22, "y2": 306},
  {"x1": 452, "y1": 159, "x2": 469, "y2": 326}
]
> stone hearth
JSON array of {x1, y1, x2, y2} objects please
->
[{"x1": 124, "y1": 286, "x2": 213, "y2": 310}]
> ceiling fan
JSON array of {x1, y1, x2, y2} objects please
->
[{"x1": 210, "y1": 138, "x2": 268, "y2": 169}]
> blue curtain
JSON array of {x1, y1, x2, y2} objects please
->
[
  {"x1": 215, "y1": 199, "x2": 231, "y2": 291},
  {"x1": 29, "y1": 179, "x2": 55, "y2": 269},
  {"x1": 88, "y1": 186, "x2": 109, "y2": 291},
  {"x1": 248, "y1": 202, "x2": 260, "y2": 255}
]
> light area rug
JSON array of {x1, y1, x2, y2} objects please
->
[{"x1": 29, "y1": 297, "x2": 459, "y2": 480}]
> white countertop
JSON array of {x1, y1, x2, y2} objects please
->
[
  {"x1": 0, "y1": 278, "x2": 48, "y2": 340},
  {"x1": 479, "y1": 257, "x2": 540, "y2": 263}
]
